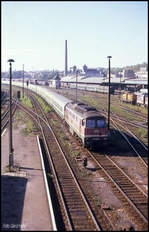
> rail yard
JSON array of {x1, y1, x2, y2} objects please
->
[{"x1": 1, "y1": 82, "x2": 148, "y2": 231}]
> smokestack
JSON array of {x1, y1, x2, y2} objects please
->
[{"x1": 65, "y1": 40, "x2": 68, "y2": 76}]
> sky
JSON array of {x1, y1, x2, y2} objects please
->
[{"x1": 2, "y1": 1, "x2": 148, "y2": 72}]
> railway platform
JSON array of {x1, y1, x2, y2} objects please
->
[{"x1": 1, "y1": 124, "x2": 56, "y2": 231}]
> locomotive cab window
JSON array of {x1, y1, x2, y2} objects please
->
[
  {"x1": 86, "y1": 119, "x2": 96, "y2": 128},
  {"x1": 97, "y1": 119, "x2": 106, "y2": 128}
]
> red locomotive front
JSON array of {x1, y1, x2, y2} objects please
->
[
  {"x1": 65, "y1": 102, "x2": 109, "y2": 149},
  {"x1": 81, "y1": 115, "x2": 108, "y2": 148}
]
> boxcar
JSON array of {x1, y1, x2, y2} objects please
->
[{"x1": 127, "y1": 93, "x2": 137, "y2": 104}]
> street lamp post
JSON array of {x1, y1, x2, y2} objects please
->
[
  {"x1": 8, "y1": 59, "x2": 15, "y2": 171},
  {"x1": 107, "y1": 56, "x2": 112, "y2": 131},
  {"x1": 22, "y1": 64, "x2": 24, "y2": 98},
  {"x1": 120, "y1": 74, "x2": 121, "y2": 102}
]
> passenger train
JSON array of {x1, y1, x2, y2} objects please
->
[{"x1": 2, "y1": 80, "x2": 109, "y2": 149}]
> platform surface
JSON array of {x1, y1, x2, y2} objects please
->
[{"x1": 1, "y1": 123, "x2": 54, "y2": 231}]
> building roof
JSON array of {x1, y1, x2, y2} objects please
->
[{"x1": 61, "y1": 75, "x2": 148, "y2": 85}]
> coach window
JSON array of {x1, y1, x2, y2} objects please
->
[{"x1": 86, "y1": 119, "x2": 95, "y2": 128}]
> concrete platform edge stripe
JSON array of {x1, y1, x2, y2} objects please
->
[{"x1": 36, "y1": 135, "x2": 57, "y2": 231}]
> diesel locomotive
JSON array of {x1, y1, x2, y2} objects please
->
[{"x1": 65, "y1": 102, "x2": 108, "y2": 148}]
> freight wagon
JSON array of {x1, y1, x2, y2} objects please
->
[
  {"x1": 136, "y1": 93, "x2": 145, "y2": 106},
  {"x1": 122, "y1": 92, "x2": 137, "y2": 105},
  {"x1": 137, "y1": 93, "x2": 148, "y2": 108}
]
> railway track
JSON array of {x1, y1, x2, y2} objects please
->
[
  {"x1": 111, "y1": 110, "x2": 147, "y2": 129},
  {"x1": 119, "y1": 105, "x2": 148, "y2": 121},
  {"x1": 87, "y1": 151, "x2": 148, "y2": 229},
  {"x1": 110, "y1": 116, "x2": 148, "y2": 168},
  {"x1": 11, "y1": 89, "x2": 148, "y2": 230},
  {"x1": 16, "y1": 94, "x2": 101, "y2": 231},
  {"x1": 1, "y1": 102, "x2": 17, "y2": 133},
  {"x1": 30, "y1": 92, "x2": 148, "y2": 230}
]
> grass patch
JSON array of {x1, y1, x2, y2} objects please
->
[
  {"x1": 50, "y1": 118, "x2": 57, "y2": 126},
  {"x1": 21, "y1": 95, "x2": 32, "y2": 108},
  {"x1": 120, "y1": 101, "x2": 147, "y2": 115},
  {"x1": 135, "y1": 128, "x2": 148, "y2": 145},
  {"x1": 80, "y1": 170, "x2": 87, "y2": 177},
  {"x1": 17, "y1": 112, "x2": 37, "y2": 136},
  {"x1": 26, "y1": 119, "x2": 36, "y2": 134},
  {"x1": 14, "y1": 111, "x2": 26, "y2": 128},
  {"x1": 93, "y1": 196, "x2": 102, "y2": 207},
  {"x1": 34, "y1": 95, "x2": 52, "y2": 113},
  {"x1": 111, "y1": 105, "x2": 142, "y2": 122}
]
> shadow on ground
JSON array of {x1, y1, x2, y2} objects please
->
[
  {"x1": 93, "y1": 129, "x2": 148, "y2": 158},
  {"x1": 1, "y1": 175, "x2": 27, "y2": 231}
]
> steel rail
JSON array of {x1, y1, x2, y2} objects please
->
[
  {"x1": 105, "y1": 155, "x2": 148, "y2": 198},
  {"x1": 29, "y1": 95, "x2": 73, "y2": 231},
  {"x1": 102, "y1": 109, "x2": 148, "y2": 167},
  {"x1": 111, "y1": 111, "x2": 147, "y2": 129},
  {"x1": 1, "y1": 102, "x2": 17, "y2": 133},
  {"x1": 87, "y1": 151, "x2": 148, "y2": 225},
  {"x1": 111, "y1": 117, "x2": 148, "y2": 168},
  {"x1": 113, "y1": 119, "x2": 148, "y2": 151}
]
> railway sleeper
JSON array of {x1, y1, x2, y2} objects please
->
[
  {"x1": 135, "y1": 199, "x2": 148, "y2": 203},
  {"x1": 74, "y1": 224, "x2": 96, "y2": 231},
  {"x1": 69, "y1": 209, "x2": 87, "y2": 214},
  {"x1": 69, "y1": 205, "x2": 85, "y2": 209},
  {"x1": 122, "y1": 190, "x2": 143, "y2": 194},
  {"x1": 136, "y1": 203, "x2": 148, "y2": 207}
]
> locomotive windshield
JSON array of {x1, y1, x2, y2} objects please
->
[
  {"x1": 97, "y1": 119, "x2": 106, "y2": 128},
  {"x1": 86, "y1": 119, "x2": 96, "y2": 128},
  {"x1": 86, "y1": 118, "x2": 106, "y2": 128}
]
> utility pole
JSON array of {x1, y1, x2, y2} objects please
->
[
  {"x1": 107, "y1": 56, "x2": 112, "y2": 131},
  {"x1": 8, "y1": 59, "x2": 15, "y2": 171},
  {"x1": 76, "y1": 70, "x2": 78, "y2": 102},
  {"x1": 26, "y1": 80, "x2": 29, "y2": 98},
  {"x1": 65, "y1": 40, "x2": 68, "y2": 76},
  {"x1": 23, "y1": 64, "x2": 24, "y2": 98}
]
